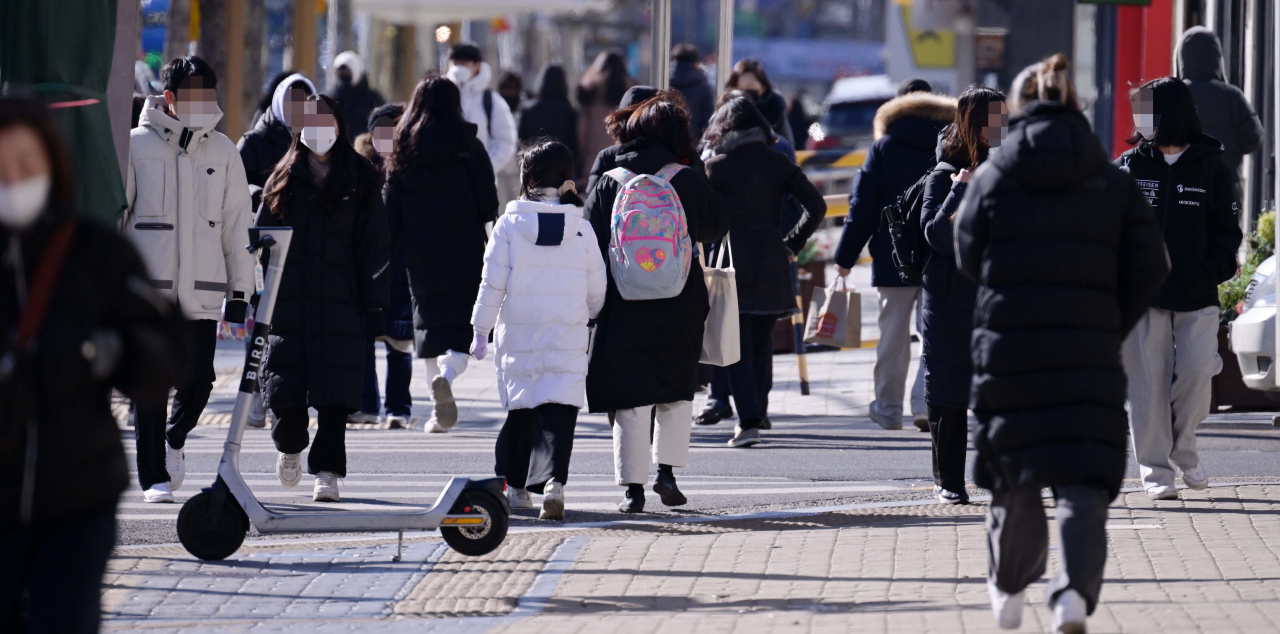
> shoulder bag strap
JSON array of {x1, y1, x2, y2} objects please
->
[{"x1": 14, "y1": 219, "x2": 78, "y2": 353}]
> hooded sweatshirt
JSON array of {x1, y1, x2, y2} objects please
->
[
  {"x1": 239, "y1": 74, "x2": 317, "y2": 189},
  {"x1": 124, "y1": 97, "x2": 256, "y2": 321},
  {"x1": 448, "y1": 61, "x2": 518, "y2": 173},
  {"x1": 1177, "y1": 27, "x2": 1265, "y2": 195},
  {"x1": 331, "y1": 52, "x2": 386, "y2": 142},
  {"x1": 471, "y1": 199, "x2": 607, "y2": 410}
]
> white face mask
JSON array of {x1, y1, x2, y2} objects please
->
[
  {"x1": 0, "y1": 175, "x2": 51, "y2": 230},
  {"x1": 373, "y1": 138, "x2": 394, "y2": 156},
  {"x1": 301, "y1": 126, "x2": 338, "y2": 156},
  {"x1": 1133, "y1": 113, "x2": 1157, "y2": 140},
  {"x1": 447, "y1": 64, "x2": 473, "y2": 85},
  {"x1": 175, "y1": 101, "x2": 220, "y2": 130}
]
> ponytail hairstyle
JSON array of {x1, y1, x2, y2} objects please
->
[{"x1": 518, "y1": 139, "x2": 583, "y2": 206}]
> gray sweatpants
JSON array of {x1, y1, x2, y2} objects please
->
[
  {"x1": 987, "y1": 484, "x2": 1110, "y2": 613},
  {"x1": 1122, "y1": 306, "x2": 1222, "y2": 490},
  {"x1": 868, "y1": 286, "x2": 927, "y2": 422}
]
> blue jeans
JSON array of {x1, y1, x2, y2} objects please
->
[{"x1": 361, "y1": 337, "x2": 413, "y2": 416}]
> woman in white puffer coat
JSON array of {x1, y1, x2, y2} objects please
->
[{"x1": 471, "y1": 140, "x2": 607, "y2": 520}]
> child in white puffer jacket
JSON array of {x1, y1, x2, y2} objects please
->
[{"x1": 470, "y1": 140, "x2": 607, "y2": 520}]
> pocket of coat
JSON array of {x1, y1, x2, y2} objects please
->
[
  {"x1": 200, "y1": 165, "x2": 226, "y2": 224},
  {"x1": 133, "y1": 159, "x2": 168, "y2": 218}
]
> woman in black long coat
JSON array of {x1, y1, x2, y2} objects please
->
[
  {"x1": 918, "y1": 86, "x2": 1006, "y2": 505},
  {"x1": 583, "y1": 94, "x2": 728, "y2": 513},
  {"x1": 702, "y1": 95, "x2": 826, "y2": 447},
  {"x1": 384, "y1": 76, "x2": 499, "y2": 434},
  {"x1": 259, "y1": 94, "x2": 391, "y2": 503}
]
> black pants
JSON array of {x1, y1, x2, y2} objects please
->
[
  {"x1": 987, "y1": 484, "x2": 1110, "y2": 613},
  {"x1": 495, "y1": 403, "x2": 578, "y2": 494},
  {"x1": 361, "y1": 336, "x2": 413, "y2": 417},
  {"x1": 928, "y1": 405, "x2": 969, "y2": 493},
  {"x1": 0, "y1": 506, "x2": 116, "y2": 633},
  {"x1": 271, "y1": 405, "x2": 351, "y2": 476},
  {"x1": 724, "y1": 314, "x2": 778, "y2": 430},
  {"x1": 135, "y1": 319, "x2": 218, "y2": 489}
]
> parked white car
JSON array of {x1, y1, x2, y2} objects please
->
[{"x1": 1230, "y1": 255, "x2": 1278, "y2": 392}]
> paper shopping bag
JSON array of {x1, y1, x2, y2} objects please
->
[
  {"x1": 700, "y1": 236, "x2": 740, "y2": 366},
  {"x1": 803, "y1": 276, "x2": 861, "y2": 348}
]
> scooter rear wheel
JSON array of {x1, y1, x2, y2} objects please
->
[
  {"x1": 177, "y1": 490, "x2": 249, "y2": 560},
  {"x1": 441, "y1": 490, "x2": 508, "y2": 556}
]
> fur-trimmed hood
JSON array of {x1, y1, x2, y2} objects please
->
[{"x1": 873, "y1": 92, "x2": 957, "y2": 140}]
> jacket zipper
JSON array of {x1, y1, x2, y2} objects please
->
[{"x1": 1156, "y1": 159, "x2": 1173, "y2": 308}]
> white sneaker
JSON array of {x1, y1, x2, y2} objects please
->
[
  {"x1": 386, "y1": 414, "x2": 409, "y2": 429},
  {"x1": 347, "y1": 412, "x2": 380, "y2": 425},
  {"x1": 987, "y1": 579, "x2": 1024, "y2": 629},
  {"x1": 313, "y1": 472, "x2": 341, "y2": 502},
  {"x1": 431, "y1": 375, "x2": 457, "y2": 429},
  {"x1": 425, "y1": 418, "x2": 449, "y2": 434},
  {"x1": 506, "y1": 485, "x2": 534, "y2": 509},
  {"x1": 1052, "y1": 589, "x2": 1088, "y2": 634},
  {"x1": 276, "y1": 452, "x2": 302, "y2": 488},
  {"x1": 165, "y1": 443, "x2": 185, "y2": 491},
  {"x1": 1146, "y1": 485, "x2": 1178, "y2": 500},
  {"x1": 541, "y1": 481, "x2": 565, "y2": 520},
  {"x1": 1181, "y1": 464, "x2": 1208, "y2": 490},
  {"x1": 143, "y1": 482, "x2": 175, "y2": 503}
]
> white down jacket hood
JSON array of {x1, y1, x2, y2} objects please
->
[
  {"x1": 450, "y1": 61, "x2": 518, "y2": 173},
  {"x1": 472, "y1": 200, "x2": 607, "y2": 410},
  {"x1": 124, "y1": 97, "x2": 256, "y2": 320}
]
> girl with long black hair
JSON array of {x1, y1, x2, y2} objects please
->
[{"x1": 259, "y1": 94, "x2": 391, "y2": 503}]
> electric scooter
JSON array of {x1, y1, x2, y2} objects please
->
[{"x1": 176, "y1": 227, "x2": 510, "y2": 561}]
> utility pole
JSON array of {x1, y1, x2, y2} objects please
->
[
  {"x1": 651, "y1": 0, "x2": 671, "y2": 89},
  {"x1": 716, "y1": 0, "x2": 733, "y2": 96},
  {"x1": 326, "y1": 0, "x2": 356, "y2": 88}
]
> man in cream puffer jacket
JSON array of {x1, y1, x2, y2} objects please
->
[{"x1": 122, "y1": 57, "x2": 255, "y2": 503}]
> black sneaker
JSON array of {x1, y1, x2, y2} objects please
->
[
  {"x1": 758, "y1": 417, "x2": 772, "y2": 430},
  {"x1": 695, "y1": 400, "x2": 734, "y2": 426},
  {"x1": 653, "y1": 471, "x2": 688, "y2": 507},
  {"x1": 618, "y1": 485, "x2": 645, "y2": 513}
]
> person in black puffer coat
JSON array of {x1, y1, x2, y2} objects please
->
[
  {"x1": 833, "y1": 81, "x2": 955, "y2": 433},
  {"x1": 517, "y1": 65, "x2": 579, "y2": 164},
  {"x1": 919, "y1": 86, "x2": 1006, "y2": 505},
  {"x1": 238, "y1": 73, "x2": 316, "y2": 190},
  {"x1": 584, "y1": 94, "x2": 728, "y2": 513},
  {"x1": 1117, "y1": 77, "x2": 1242, "y2": 499},
  {"x1": 384, "y1": 76, "x2": 499, "y2": 435},
  {"x1": 702, "y1": 95, "x2": 826, "y2": 447},
  {"x1": 258, "y1": 94, "x2": 391, "y2": 502},
  {"x1": 723, "y1": 59, "x2": 794, "y2": 145},
  {"x1": 668, "y1": 44, "x2": 715, "y2": 143},
  {"x1": 331, "y1": 51, "x2": 386, "y2": 142},
  {"x1": 955, "y1": 90, "x2": 1168, "y2": 630}
]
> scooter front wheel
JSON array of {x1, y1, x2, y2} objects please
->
[
  {"x1": 440, "y1": 490, "x2": 508, "y2": 556},
  {"x1": 177, "y1": 490, "x2": 249, "y2": 560}
]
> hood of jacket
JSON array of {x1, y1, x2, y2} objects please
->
[
  {"x1": 669, "y1": 62, "x2": 709, "y2": 91},
  {"x1": 270, "y1": 73, "x2": 318, "y2": 126},
  {"x1": 453, "y1": 61, "x2": 494, "y2": 97},
  {"x1": 989, "y1": 101, "x2": 1108, "y2": 189},
  {"x1": 139, "y1": 96, "x2": 222, "y2": 150},
  {"x1": 334, "y1": 50, "x2": 365, "y2": 84},
  {"x1": 616, "y1": 137, "x2": 686, "y2": 176},
  {"x1": 505, "y1": 200, "x2": 585, "y2": 246},
  {"x1": 1178, "y1": 26, "x2": 1225, "y2": 81},
  {"x1": 619, "y1": 85, "x2": 658, "y2": 109},
  {"x1": 874, "y1": 92, "x2": 957, "y2": 141}
]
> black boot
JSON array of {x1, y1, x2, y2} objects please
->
[
  {"x1": 653, "y1": 464, "x2": 688, "y2": 506},
  {"x1": 618, "y1": 484, "x2": 645, "y2": 513},
  {"x1": 695, "y1": 400, "x2": 733, "y2": 426}
]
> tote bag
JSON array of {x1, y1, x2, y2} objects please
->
[
  {"x1": 699, "y1": 235, "x2": 740, "y2": 366},
  {"x1": 803, "y1": 276, "x2": 862, "y2": 348}
]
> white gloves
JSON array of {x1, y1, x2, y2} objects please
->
[{"x1": 470, "y1": 331, "x2": 488, "y2": 360}]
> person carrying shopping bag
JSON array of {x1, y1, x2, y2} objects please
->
[
  {"x1": 470, "y1": 140, "x2": 607, "y2": 521},
  {"x1": 583, "y1": 93, "x2": 728, "y2": 513}
]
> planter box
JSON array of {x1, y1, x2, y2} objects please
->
[{"x1": 1212, "y1": 323, "x2": 1280, "y2": 412}]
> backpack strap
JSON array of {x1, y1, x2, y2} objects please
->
[
  {"x1": 14, "y1": 219, "x2": 78, "y2": 353},
  {"x1": 482, "y1": 90, "x2": 494, "y2": 138},
  {"x1": 655, "y1": 163, "x2": 687, "y2": 182},
  {"x1": 605, "y1": 167, "x2": 636, "y2": 186}
]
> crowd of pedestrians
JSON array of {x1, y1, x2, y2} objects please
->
[{"x1": 0, "y1": 28, "x2": 1267, "y2": 633}]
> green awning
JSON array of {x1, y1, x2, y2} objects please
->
[{"x1": 0, "y1": 0, "x2": 126, "y2": 226}]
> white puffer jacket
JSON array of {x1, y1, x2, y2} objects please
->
[
  {"x1": 450, "y1": 61, "x2": 518, "y2": 173},
  {"x1": 123, "y1": 97, "x2": 255, "y2": 321},
  {"x1": 472, "y1": 200, "x2": 607, "y2": 410}
]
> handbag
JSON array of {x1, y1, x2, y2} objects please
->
[
  {"x1": 699, "y1": 234, "x2": 740, "y2": 366},
  {"x1": 803, "y1": 276, "x2": 862, "y2": 348}
]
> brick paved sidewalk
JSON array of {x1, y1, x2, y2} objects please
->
[{"x1": 105, "y1": 483, "x2": 1280, "y2": 633}]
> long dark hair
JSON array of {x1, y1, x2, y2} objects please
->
[
  {"x1": 725, "y1": 59, "x2": 774, "y2": 96},
  {"x1": 535, "y1": 65, "x2": 570, "y2": 102},
  {"x1": 578, "y1": 50, "x2": 630, "y2": 107},
  {"x1": 603, "y1": 90, "x2": 696, "y2": 162},
  {"x1": 263, "y1": 94, "x2": 375, "y2": 218},
  {"x1": 0, "y1": 97, "x2": 75, "y2": 223},
  {"x1": 518, "y1": 139, "x2": 584, "y2": 206},
  {"x1": 943, "y1": 86, "x2": 1005, "y2": 168},
  {"x1": 703, "y1": 93, "x2": 776, "y2": 150},
  {"x1": 1127, "y1": 77, "x2": 1202, "y2": 148},
  {"x1": 388, "y1": 75, "x2": 474, "y2": 176}
]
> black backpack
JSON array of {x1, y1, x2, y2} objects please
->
[{"x1": 882, "y1": 162, "x2": 956, "y2": 285}]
